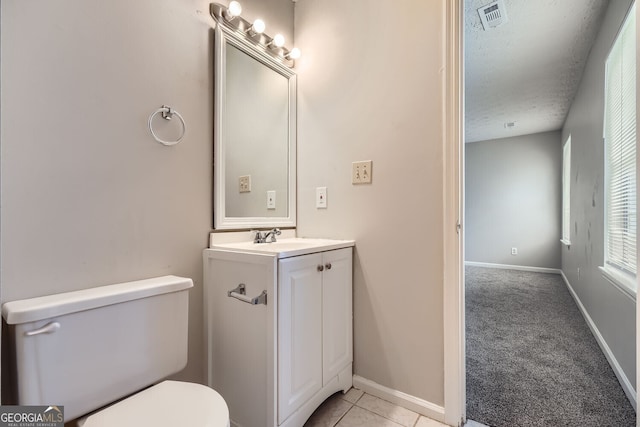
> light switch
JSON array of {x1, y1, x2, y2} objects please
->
[
  {"x1": 352, "y1": 160, "x2": 372, "y2": 184},
  {"x1": 239, "y1": 175, "x2": 251, "y2": 193},
  {"x1": 316, "y1": 187, "x2": 327, "y2": 209},
  {"x1": 267, "y1": 190, "x2": 276, "y2": 209}
]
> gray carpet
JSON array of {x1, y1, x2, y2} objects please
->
[{"x1": 466, "y1": 266, "x2": 636, "y2": 427}]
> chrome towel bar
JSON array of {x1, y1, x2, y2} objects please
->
[{"x1": 228, "y1": 283, "x2": 267, "y2": 305}]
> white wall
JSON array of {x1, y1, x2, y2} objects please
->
[
  {"x1": 0, "y1": 0, "x2": 293, "y2": 387},
  {"x1": 295, "y1": 0, "x2": 447, "y2": 406},
  {"x1": 561, "y1": 0, "x2": 636, "y2": 393},
  {"x1": 465, "y1": 131, "x2": 562, "y2": 269}
]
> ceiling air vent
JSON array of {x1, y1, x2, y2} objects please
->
[{"x1": 478, "y1": 0, "x2": 508, "y2": 30}]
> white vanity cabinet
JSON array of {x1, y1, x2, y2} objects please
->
[
  {"x1": 277, "y1": 248, "x2": 352, "y2": 424},
  {"x1": 204, "y1": 239, "x2": 354, "y2": 427}
]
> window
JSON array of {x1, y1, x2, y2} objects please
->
[
  {"x1": 601, "y1": 3, "x2": 637, "y2": 295},
  {"x1": 562, "y1": 136, "x2": 571, "y2": 245}
]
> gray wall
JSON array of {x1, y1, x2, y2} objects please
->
[
  {"x1": 1, "y1": 0, "x2": 452, "y2": 412},
  {"x1": 0, "y1": 0, "x2": 293, "y2": 386},
  {"x1": 561, "y1": 0, "x2": 636, "y2": 391},
  {"x1": 465, "y1": 131, "x2": 562, "y2": 269},
  {"x1": 295, "y1": 0, "x2": 447, "y2": 406}
]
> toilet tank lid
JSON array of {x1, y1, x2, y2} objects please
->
[{"x1": 2, "y1": 275, "x2": 194, "y2": 325}]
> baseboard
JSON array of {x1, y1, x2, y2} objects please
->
[
  {"x1": 465, "y1": 261, "x2": 561, "y2": 275},
  {"x1": 560, "y1": 272, "x2": 637, "y2": 410},
  {"x1": 352, "y1": 375, "x2": 445, "y2": 423}
]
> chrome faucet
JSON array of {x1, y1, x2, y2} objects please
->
[{"x1": 253, "y1": 228, "x2": 281, "y2": 244}]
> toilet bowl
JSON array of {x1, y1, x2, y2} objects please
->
[
  {"x1": 80, "y1": 381, "x2": 229, "y2": 427},
  {"x1": 2, "y1": 275, "x2": 229, "y2": 426}
]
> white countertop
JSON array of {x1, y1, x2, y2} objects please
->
[{"x1": 208, "y1": 237, "x2": 355, "y2": 259}]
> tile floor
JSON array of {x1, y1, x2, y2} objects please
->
[{"x1": 303, "y1": 388, "x2": 449, "y2": 427}]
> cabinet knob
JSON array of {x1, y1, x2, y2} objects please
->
[
  {"x1": 317, "y1": 265, "x2": 324, "y2": 272},
  {"x1": 325, "y1": 263, "x2": 332, "y2": 270}
]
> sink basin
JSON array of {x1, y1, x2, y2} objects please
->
[{"x1": 209, "y1": 238, "x2": 355, "y2": 258}]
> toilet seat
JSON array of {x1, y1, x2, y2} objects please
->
[{"x1": 81, "y1": 380, "x2": 229, "y2": 427}]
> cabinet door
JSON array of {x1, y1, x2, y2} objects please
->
[
  {"x1": 278, "y1": 253, "x2": 323, "y2": 424},
  {"x1": 322, "y1": 248, "x2": 353, "y2": 385}
]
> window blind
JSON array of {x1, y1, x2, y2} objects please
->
[
  {"x1": 562, "y1": 137, "x2": 571, "y2": 243},
  {"x1": 604, "y1": 3, "x2": 636, "y2": 276}
]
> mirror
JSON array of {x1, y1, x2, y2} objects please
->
[{"x1": 213, "y1": 23, "x2": 297, "y2": 230}]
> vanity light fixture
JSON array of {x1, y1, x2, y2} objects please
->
[
  {"x1": 285, "y1": 47, "x2": 301, "y2": 60},
  {"x1": 267, "y1": 34, "x2": 285, "y2": 49},
  {"x1": 211, "y1": 2, "x2": 300, "y2": 67},
  {"x1": 246, "y1": 19, "x2": 265, "y2": 36},
  {"x1": 224, "y1": 0, "x2": 242, "y2": 21}
]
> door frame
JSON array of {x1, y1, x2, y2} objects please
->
[{"x1": 443, "y1": 0, "x2": 465, "y2": 425}]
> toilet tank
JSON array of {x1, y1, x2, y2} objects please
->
[{"x1": 2, "y1": 275, "x2": 193, "y2": 422}]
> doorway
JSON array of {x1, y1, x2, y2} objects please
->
[{"x1": 445, "y1": 1, "x2": 638, "y2": 426}]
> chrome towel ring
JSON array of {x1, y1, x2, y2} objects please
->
[{"x1": 148, "y1": 105, "x2": 186, "y2": 146}]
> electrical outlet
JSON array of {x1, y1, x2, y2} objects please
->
[
  {"x1": 267, "y1": 191, "x2": 276, "y2": 209},
  {"x1": 511, "y1": 247, "x2": 518, "y2": 255},
  {"x1": 316, "y1": 187, "x2": 327, "y2": 208},
  {"x1": 239, "y1": 175, "x2": 251, "y2": 193},
  {"x1": 352, "y1": 160, "x2": 373, "y2": 184}
]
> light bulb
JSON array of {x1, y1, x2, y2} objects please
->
[
  {"x1": 252, "y1": 19, "x2": 266, "y2": 34},
  {"x1": 273, "y1": 34, "x2": 285, "y2": 48},
  {"x1": 227, "y1": 1, "x2": 242, "y2": 18},
  {"x1": 287, "y1": 48, "x2": 301, "y2": 60}
]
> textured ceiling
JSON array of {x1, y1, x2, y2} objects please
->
[{"x1": 465, "y1": 0, "x2": 609, "y2": 143}]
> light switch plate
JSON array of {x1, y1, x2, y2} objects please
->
[
  {"x1": 352, "y1": 160, "x2": 372, "y2": 184},
  {"x1": 267, "y1": 190, "x2": 276, "y2": 209},
  {"x1": 239, "y1": 175, "x2": 251, "y2": 193},
  {"x1": 316, "y1": 187, "x2": 327, "y2": 208}
]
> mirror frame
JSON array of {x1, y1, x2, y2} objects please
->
[{"x1": 213, "y1": 23, "x2": 297, "y2": 230}]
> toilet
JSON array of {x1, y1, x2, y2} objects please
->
[{"x1": 2, "y1": 275, "x2": 229, "y2": 427}]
